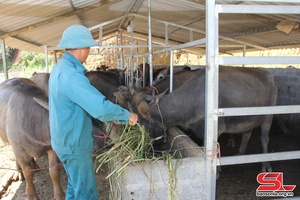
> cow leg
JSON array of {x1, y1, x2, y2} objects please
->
[
  {"x1": 16, "y1": 157, "x2": 39, "y2": 181},
  {"x1": 22, "y1": 169, "x2": 39, "y2": 200},
  {"x1": 13, "y1": 154, "x2": 39, "y2": 200},
  {"x1": 47, "y1": 150, "x2": 64, "y2": 200},
  {"x1": 237, "y1": 131, "x2": 252, "y2": 155},
  {"x1": 260, "y1": 118, "x2": 273, "y2": 172},
  {"x1": 16, "y1": 161, "x2": 24, "y2": 181}
]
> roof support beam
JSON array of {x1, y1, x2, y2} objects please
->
[
  {"x1": 117, "y1": 0, "x2": 144, "y2": 30},
  {"x1": 217, "y1": 5, "x2": 300, "y2": 14},
  {"x1": 134, "y1": 14, "x2": 267, "y2": 50},
  {"x1": 168, "y1": 15, "x2": 205, "y2": 36},
  {"x1": 224, "y1": 25, "x2": 278, "y2": 38},
  {"x1": 89, "y1": 16, "x2": 125, "y2": 30},
  {"x1": 122, "y1": 31, "x2": 206, "y2": 55},
  {"x1": 12, "y1": 37, "x2": 43, "y2": 47},
  {"x1": 68, "y1": 0, "x2": 86, "y2": 26},
  {"x1": 0, "y1": 2, "x2": 104, "y2": 39},
  {"x1": 0, "y1": 29, "x2": 43, "y2": 47}
]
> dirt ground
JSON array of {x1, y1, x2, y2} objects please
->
[
  {"x1": 216, "y1": 123, "x2": 300, "y2": 200},
  {"x1": 0, "y1": 139, "x2": 110, "y2": 200},
  {"x1": 0, "y1": 122, "x2": 299, "y2": 200}
]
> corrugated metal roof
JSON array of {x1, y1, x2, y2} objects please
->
[{"x1": 1, "y1": 0, "x2": 300, "y2": 54}]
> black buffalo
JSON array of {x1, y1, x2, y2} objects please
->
[
  {"x1": 31, "y1": 71, "x2": 122, "y2": 103},
  {"x1": 85, "y1": 70, "x2": 121, "y2": 102},
  {"x1": 0, "y1": 78, "x2": 64, "y2": 200},
  {"x1": 119, "y1": 66, "x2": 277, "y2": 172},
  {"x1": 0, "y1": 77, "x2": 108, "y2": 200}
]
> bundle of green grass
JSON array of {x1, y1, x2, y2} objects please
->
[{"x1": 95, "y1": 123, "x2": 160, "y2": 178}]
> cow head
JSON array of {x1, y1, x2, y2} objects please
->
[
  {"x1": 131, "y1": 89, "x2": 169, "y2": 144},
  {"x1": 114, "y1": 85, "x2": 168, "y2": 144},
  {"x1": 153, "y1": 68, "x2": 169, "y2": 85},
  {"x1": 113, "y1": 86, "x2": 133, "y2": 110}
]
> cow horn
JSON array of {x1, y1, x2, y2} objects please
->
[
  {"x1": 33, "y1": 97, "x2": 49, "y2": 111},
  {"x1": 119, "y1": 67, "x2": 127, "y2": 77}
]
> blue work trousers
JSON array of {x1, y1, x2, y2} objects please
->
[{"x1": 58, "y1": 151, "x2": 98, "y2": 200}]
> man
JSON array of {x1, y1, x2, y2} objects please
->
[{"x1": 49, "y1": 24, "x2": 138, "y2": 200}]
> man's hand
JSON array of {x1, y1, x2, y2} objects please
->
[{"x1": 128, "y1": 113, "x2": 138, "y2": 125}]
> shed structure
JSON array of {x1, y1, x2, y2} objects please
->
[
  {"x1": 0, "y1": 0, "x2": 300, "y2": 54},
  {"x1": 1, "y1": 0, "x2": 300, "y2": 199}
]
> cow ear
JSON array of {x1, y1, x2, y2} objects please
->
[{"x1": 138, "y1": 101, "x2": 149, "y2": 119}]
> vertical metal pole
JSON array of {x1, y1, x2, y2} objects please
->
[
  {"x1": 99, "y1": 26, "x2": 103, "y2": 47},
  {"x1": 243, "y1": 45, "x2": 246, "y2": 67},
  {"x1": 142, "y1": 57, "x2": 146, "y2": 87},
  {"x1": 186, "y1": 52, "x2": 189, "y2": 64},
  {"x1": 205, "y1": 0, "x2": 218, "y2": 199},
  {"x1": 147, "y1": 0, "x2": 153, "y2": 86},
  {"x1": 243, "y1": 45, "x2": 246, "y2": 56},
  {"x1": 44, "y1": 45, "x2": 49, "y2": 72},
  {"x1": 54, "y1": 51, "x2": 58, "y2": 63},
  {"x1": 1, "y1": 39, "x2": 8, "y2": 80},
  {"x1": 130, "y1": 17, "x2": 134, "y2": 82},
  {"x1": 190, "y1": 29, "x2": 193, "y2": 42},
  {"x1": 136, "y1": 57, "x2": 139, "y2": 78},
  {"x1": 120, "y1": 30, "x2": 124, "y2": 69},
  {"x1": 165, "y1": 23, "x2": 168, "y2": 47},
  {"x1": 125, "y1": 60, "x2": 128, "y2": 85},
  {"x1": 116, "y1": 34, "x2": 119, "y2": 69},
  {"x1": 170, "y1": 51, "x2": 174, "y2": 93}
]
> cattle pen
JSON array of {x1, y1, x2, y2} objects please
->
[
  {"x1": 200, "y1": 1, "x2": 300, "y2": 199},
  {"x1": 1, "y1": 0, "x2": 300, "y2": 199},
  {"x1": 94, "y1": 2, "x2": 300, "y2": 199}
]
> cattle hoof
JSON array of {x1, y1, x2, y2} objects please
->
[
  {"x1": 261, "y1": 162, "x2": 272, "y2": 172},
  {"x1": 25, "y1": 195, "x2": 40, "y2": 200},
  {"x1": 54, "y1": 193, "x2": 65, "y2": 200}
]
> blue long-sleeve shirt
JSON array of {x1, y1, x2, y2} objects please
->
[{"x1": 49, "y1": 52, "x2": 129, "y2": 154}]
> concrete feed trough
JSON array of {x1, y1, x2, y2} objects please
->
[{"x1": 108, "y1": 127, "x2": 208, "y2": 200}]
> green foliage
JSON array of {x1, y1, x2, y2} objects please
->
[
  {"x1": 0, "y1": 48, "x2": 55, "y2": 78},
  {"x1": 95, "y1": 123, "x2": 157, "y2": 178},
  {"x1": 15, "y1": 51, "x2": 55, "y2": 77},
  {"x1": 0, "y1": 47, "x2": 15, "y2": 72}
]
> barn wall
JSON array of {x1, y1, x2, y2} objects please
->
[{"x1": 264, "y1": 66, "x2": 300, "y2": 125}]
